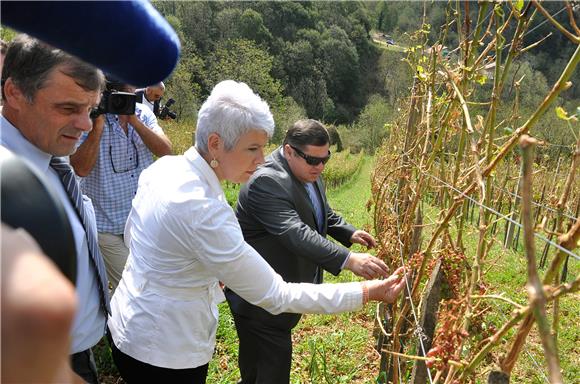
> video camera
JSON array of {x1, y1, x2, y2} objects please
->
[
  {"x1": 159, "y1": 98, "x2": 177, "y2": 120},
  {"x1": 90, "y1": 85, "x2": 137, "y2": 119}
]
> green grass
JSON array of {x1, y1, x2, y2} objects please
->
[
  {"x1": 326, "y1": 155, "x2": 374, "y2": 229},
  {"x1": 162, "y1": 119, "x2": 196, "y2": 155},
  {"x1": 323, "y1": 149, "x2": 365, "y2": 189}
]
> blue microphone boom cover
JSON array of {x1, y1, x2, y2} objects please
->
[{"x1": 1, "y1": 1, "x2": 180, "y2": 87}]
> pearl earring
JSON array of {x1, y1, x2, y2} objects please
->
[{"x1": 210, "y1": 158, "x2": 219, "y2": 168}]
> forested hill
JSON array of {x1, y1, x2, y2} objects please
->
[
  {"x1": 153, "y1": 1, "x2": 578, "y2": 151},
  {"x1": 153, "y1": 1, "x2": 389, "y2": 126}
]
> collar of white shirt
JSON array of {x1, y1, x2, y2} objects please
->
[
  {"x1": 186, "y1": 146, "x2": 224, "y2": 198},
  {"x1": 0, "y1": 115, "x2": 52, "y2": 173}
]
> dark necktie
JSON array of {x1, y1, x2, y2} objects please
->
[
  {"x1": 306, "y1": 182, "x2": 324, "y2": 233},
  {"x1": 50, "y1": 157, "x2": 110, "y2": 315}
]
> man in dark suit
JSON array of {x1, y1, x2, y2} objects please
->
[{"x1": 225, "y1": 119, "x2": 390, "y2": 384}]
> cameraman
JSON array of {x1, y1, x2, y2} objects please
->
[
  {"x1": 70, "y1": 81, "x2": 172, "y2": 293},
  {"x1": 135, "y1": 81, "x2": 164, "y2": 117}
]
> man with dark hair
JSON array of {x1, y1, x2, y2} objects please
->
[
  {"x1": 135, "y1": 81, "x2": 165, "y2": 116},
  {"x1": 0, "y1": 34, "x2": 109, "y2": 383},
  {"x1": 226, "y1": 119, "x2": 389, "y2": 383},
  {"x1": 70, "y1": 80, "x2": 172, "y2": 292}
]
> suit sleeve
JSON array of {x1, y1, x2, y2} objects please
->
[
  {"x1": 242, "y1": 175, "x2": 349, "y2": 275},
  {"x1": 326, "y1": 207, "x2": 356, "y2": 246}
]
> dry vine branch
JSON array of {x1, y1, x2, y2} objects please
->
[
  {"x1": 520, "y1": 135, "x2": 563, "y2": 384},
  {"x1": 531, "y1": 0, "x2": 580, "y2": 44}
]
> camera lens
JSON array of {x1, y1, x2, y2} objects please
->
[
  {"x1": 111, "y1": 95, "x2": 129, "y2": 109},
  {"x1": 106, "y1": 92, "x2": 136, "y2": 115}
]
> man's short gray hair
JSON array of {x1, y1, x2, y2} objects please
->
[
  {"x1": 195, "y1": 80, "x2": 274, "y2": 153},
  {"x1": 1, "y1": 34, "x2": 105, "y2": 102}
]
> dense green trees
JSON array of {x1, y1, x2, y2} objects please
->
[{"x1": 153, "y1": 0, "x2": 385, "y2": 128}]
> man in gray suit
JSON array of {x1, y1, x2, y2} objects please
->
[{"x1": 225, "y1": 119, "x2": 389, "y2": 384}]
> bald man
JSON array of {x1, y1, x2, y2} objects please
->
[{"x1": 135, "y1": 82, "x2": 165, "y2": 117}]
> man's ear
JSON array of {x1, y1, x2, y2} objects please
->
[
  {"x1": 2, "y1": 78, "x2": 27, "y2": 110},
  {"x1": 283, "y1": 143, "x2": 292, "y2": 156}
]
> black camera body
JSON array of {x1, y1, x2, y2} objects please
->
[
  {"x1": 159, "y1": 98, "x2": 177, "y2": 120},
  {"x1": 90, "y1": 90, "x2": 136, "y2": 119}
]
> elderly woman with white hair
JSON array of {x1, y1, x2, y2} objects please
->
[{"x1": 107, "y1": 80, "x2": 406, "y2": 383}]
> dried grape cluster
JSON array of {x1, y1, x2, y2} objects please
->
[
  {"x1": 439, "y1": 247, "x2": 467, "y2": 297},
  {"x1": 426, "y1": 248, "x2": 495, "y2": 374},
  {"x1": 427, "y1": 298, "x2": 467, "y2": 371}
]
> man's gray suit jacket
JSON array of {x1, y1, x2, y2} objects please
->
[{"x1": 226, "y1": 147, "x2": 356, "y2": 329}]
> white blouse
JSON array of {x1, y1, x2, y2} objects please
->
[{"x1": 108, "y1": 147, "x2": 363, "y2": 369}]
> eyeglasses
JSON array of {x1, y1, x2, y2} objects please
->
[
  {"x1": 290, "y1": 145, "x2": 331, "y2": 166},
  {"x1": 109, "y1": 139, "x2": 139, "y2": 173}
]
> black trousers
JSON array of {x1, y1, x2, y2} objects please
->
[
  {"x1": 71, "y1": 348, "x2": 99, "y2": 384},
  {"x1": 109, "y1": 332, "x2": 208, "y2": 383},
  {"x1": 232, "y1": 312, "x2": 294, "y2": 384}
]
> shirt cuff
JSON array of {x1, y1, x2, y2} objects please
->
[{"x1": 340, "y1": 251, "x2": 351, "y2": 270}]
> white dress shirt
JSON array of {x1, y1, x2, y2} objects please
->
[
  {"x1": 136, "y1": 89, "x2": 155, "y2": 114},
  {"x1": 108, "y1": 146, "x2": 363, "y2": 369},
  {"x1": 1, "y1": 115, "x2": 106, "y2": 353}
]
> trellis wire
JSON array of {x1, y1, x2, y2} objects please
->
[
  {"x1": 514, "y1": 4, "x2": 569, "y2": 44},
  {"x1": 414, "y1": 166, "x2": 580, "y2": 262},
  {"x1": 496, "y1": 186, "x2": 578, "y2": 222},
  {"x1": 397, "y1": 354, "x2": 404, "y2": 384}
]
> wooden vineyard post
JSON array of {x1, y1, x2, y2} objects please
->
[
  {"x1": 409, "y1": 206, "x2": 423, "y2": 258},
  {"x1": 488, "y1": 370, "x2": 510, "y2": 384},
  {"x1": 410, "y1": 260, "x2": 444, "y2": 384},
  {"x1": 504, "y1": 165, "x2": 523, "y2": 249},
  {"x1": 491, "y1": 199, "x2": 503, "y2": 236},
  {"x1": 540, "y1": 215, "x2": 558, "y2": 268},
  {"x1": 375, "y1": 302, "x2": 392, "y2": 384}
]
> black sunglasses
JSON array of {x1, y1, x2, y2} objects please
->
[{"x1": 290, "y1": 145, "x2": 331, "y2": 166}]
